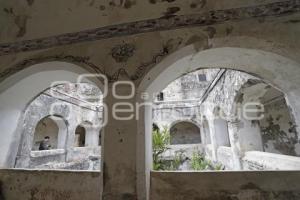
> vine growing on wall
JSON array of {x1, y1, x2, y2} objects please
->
[{"x1": 261, "y1": 115, "x2": 299, "y2": 156}]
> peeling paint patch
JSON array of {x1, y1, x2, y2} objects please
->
[
  {"x1": 109, "y1": 0, "x2": 136, "y2": 9},
  {"x1": 164, "y1": 7, "x2": 181, "y2": 16},
  {"x1": 15, "y1": 15, "x2": 29, "y2": 38},
  {"x1": 204, "y1": 26, "x2": 216, "y2": 38},
  {"x1": 26, "y1": 0, "x2": 34, "y2": 6},
  {"x1": 99, "y1": 5, "x2": 106, "y2": 10},
  {"x1": 190, "y1": 0, "x2": 206, "y2": 9},
  {"x1": 1, "y1": 0, "x2": 300, "y2": 55},
  {"x1": 121, "y1": 193, "x2": 136, "y2": 200},
  {"x1": 226, "y1": 26, "x2": 234, "y2": 36},
  {"x1": 240, "y1": 182, "x2": 261, "y2": 190},
  {"x1": 124, "y1": 0, "x2": 137, "y2": 9}
]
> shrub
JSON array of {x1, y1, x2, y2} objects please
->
[
  {"x1": 152, "y1": 127, "x2": 170, "y2": 170},
  {"x1": 190, "y1": 151, "x2": 223, "y2": 171}
]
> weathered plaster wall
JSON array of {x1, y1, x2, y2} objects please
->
[
  {"x1": 161, "y1": 69, "x2": 219, "y2": 101},
  {"x1": 0, "y1": 0, "x2": 297, "y2": 44},
  {"x1": 15, "y1": 84, "x2": 103, "y2": 169},
  {"x1": 0, "y1": 169, "x2": 101, "y2": 200},
  {"x1": 260, "y1": 98, "x2": 300, "y2": 156},
  {"x1": 150, "y1": 171, "x2": 300, "y2": 200},
  {"x1": 0, "y1": 1, "x2": 299, "y2": 199}
]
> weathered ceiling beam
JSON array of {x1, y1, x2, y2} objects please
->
[{"x1": 0, "y1": 0, "x2": 299, "y2": 56}]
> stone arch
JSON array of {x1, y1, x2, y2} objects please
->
[
  {"x1": 75, "y1": 121, "x2": 101, "y2": 147},
  {"x1": 169, "y1": 120, "x2": 201, "y2": 145},
  {"x1": 74, "y1": 125, "x2": 86, "y2": 147},
  {"x1": 33, "y1": 115, "x2": 68, "y2": 151},
  {"x1": 136, "y1": 46, "x2": 300, "y2": 200},
  {"x1": 15, "y1": 113, "x2": 68, "y2": 168},
  {"x1": 230, "y1": 78, "x2": 300, "y2": 156},
  {"x1": 0, "y1": 61, "x2": 105, "y2": 168}
]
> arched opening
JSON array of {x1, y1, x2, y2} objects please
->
[
  {"x1": 260, "y1": 87, "x2": 298, "y2": 156},
  {"x1": 213, "y1": 119, "x2": 230, "y2": 148},
  {"x1": 75, "y1": 125, "x2": 86, "y2": 147},
  {"x1": 32, "y1": 115, "x2": 68, "y2": 151},
  {"x1": 33, "y1": 117, "x2": 59, "y2": 150},
  {"x1": 137, "y1": 47, "x2": 300, "y2": 199},
  {"x1": 169, "y1": 121, "x2": 201, "y2": 145},
  {"x1": 0, "y1": 61, "x2": 105, "y2": 172}
]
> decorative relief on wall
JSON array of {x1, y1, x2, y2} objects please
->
[
  {"x1": 0, "y1": 55, "x2": 103, "y2": 82},
  {"x1": 111, "y1": 43, "x2": 135, "y2": 62},
  {"x1": 0, "y1": 51, "x2": 167, "y2": 83},
  {"x1": 0, "y1": 0, "x2": 299, "y2": 56},
  {"x1": 0, "y1": 35, "x2": 184, "y2": 82}
]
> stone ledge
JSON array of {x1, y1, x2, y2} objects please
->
[
  {"x1": 30, "y1": 149, "x2": 66, "y2": 158},
  {"x1": 243, "y1": 151, "x2": 300, "y2": 170}
]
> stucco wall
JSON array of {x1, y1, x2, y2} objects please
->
[
  {"x1": 260, "y1": 98, "x2": 300, "y2": 156},
  {"x1": 0, "y1": 169, "x2": 101, "y2": 200},
  {"x1": 151, "y1": 171, "x2": 300, "y2": 200}
]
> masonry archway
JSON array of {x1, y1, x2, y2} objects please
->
[
  {"x1": 75, "y1": 125, "x2": 86, "y2": 147},
  {"x1": 230, "y1": 78, "x2": 300, "y2": 157},
  {"x1": 32, "y1": 115, "x2": 68, "y2": 151},
  {"x1": 137, "y1": 46, "x2": 300, "y2": 200},
  {"x1": 0, "y1": 61, "x2": 104, "y2": 168},
  {"x1": 169, "y1": 121, "x2": 201, "y2": 145}
]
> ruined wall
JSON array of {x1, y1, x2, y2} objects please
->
[
  {"x1": 151, "y1": 171, "x2": 300, "y2": 200},
  {"x1": 15, "y1": 84, "x2": 103, "y2": 170},
  {"x1": 161, "y1": 69, "x2": 219, "y2": 101},
  {"x1": 260, "y1": 98, "x2": 300, "y2": 156},
  {"x1": 152, "y1": 101, "x2": 200, "y2": 129},
  {"x1": 0, "y1": 169, "x2": 101, "y2": 200}
]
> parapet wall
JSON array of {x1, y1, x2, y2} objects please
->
[
  {"x1": 0, "y1": 169, "x2": 101, "y2": 200},
  {"x1": 151, "y1": 171, "x2": 300, "y2": 200}
]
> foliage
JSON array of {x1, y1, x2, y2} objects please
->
[
  {"x1": 152, "y1": 127, "x2": 187, "y2": 171},
  {"x1": 152, "y1": 127, "x2": 224, "y2": 171},
  {"x1": 261, "y1": 115, "x2": 299, "y2": 156},
  {"x1": 152, "y1": 127, "x2": 170, "y2": 170},
  {"x1": 166, "y1": 150, "x2": 186, "y2": 171},
  {"x1": 190, "y1": 151, "x2": 223, "y2": 171}
]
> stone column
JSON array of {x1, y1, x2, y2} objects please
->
[
  {"x1": 228, "y1": 121, "x2": 242, "y2": 170},
  {"x1": 102, "y1": 81, "x2": 137, "y2": 200},
  {"x1": 208, "y1": 119, "x2": 218, "y2": 161}
]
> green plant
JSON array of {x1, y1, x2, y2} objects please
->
[
  {"x1": 191, "y1": 152, "x2": 209, "y2": 170},
  {"x1": 190, "y1": 151, "x2": 223, "y2": 171},
  {"x1": 152, "y1": 127, "x2": 170, "y2": 170},
  {"x1": 167, "y1": 150, "x2": 186, "y2": 170}
]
